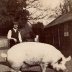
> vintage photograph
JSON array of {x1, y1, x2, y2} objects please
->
[{"x1": 0, "y1": 0, "x2": 72, "y2": 72}]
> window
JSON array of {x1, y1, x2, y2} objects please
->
[{"x1": 64, "y1": 24, "x2": 69, "y2": 36}]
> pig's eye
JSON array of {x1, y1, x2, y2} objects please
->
[{"x1": 58, "y1": 58, "x2": 62, "y2": 64}]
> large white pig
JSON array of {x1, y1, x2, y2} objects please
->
[{"x1": 1, "y1": 42, "x2": 71, "y2": 72}]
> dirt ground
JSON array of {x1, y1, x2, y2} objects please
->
[{"x1": 0, "y1": 48, "x2": 72, "y2": 72}]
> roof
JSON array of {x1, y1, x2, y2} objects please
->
[{"x1": 45, "y1": 12, "x2": 72, "y2": 28}]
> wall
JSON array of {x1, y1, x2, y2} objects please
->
[{"x1": 0, "y1": 37, "x2": 9, "y2": 49}]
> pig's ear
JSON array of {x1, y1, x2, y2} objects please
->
[{"x1": 66, "y1": 56, "x2": 71, "y2": 62}]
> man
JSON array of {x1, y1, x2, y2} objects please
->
[
  {"x1": 20, "y1": 23, "x2": 38, "y2": 42},
  {"x1": 7, "y1": 22, "x2": 22, "y2": 47}
]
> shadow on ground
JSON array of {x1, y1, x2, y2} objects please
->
[
  {"x1": 4, "y1": 71, "x2": 39, "y2": 72},
  {"x1": 0, "y1": 61, "x2": 40, "y2": 72},
  {"x1": 0, "y1": 61, "x2": 62, "y2": 72},
  {"x1": 0, "y1": 61, "x2": 10, "y2": 67}
]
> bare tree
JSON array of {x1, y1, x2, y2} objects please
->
[
  {"x1": 1, "y1": 0, "x2": 72, "y2": 31},
  {"x1": 59, "y1": 0, "x2": 72, "y2": 14},
  {"x1": 26, "y1": 0, "x2": 65, "y2": 25}
]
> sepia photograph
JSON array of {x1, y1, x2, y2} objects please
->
[{"x1": 0, "y1": 0, "x2": 72, "y2": 72}]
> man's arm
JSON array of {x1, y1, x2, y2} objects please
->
[
  {"x1": 7, "y1": 30, "x2": 17, "y2": 42},
  {"x1": 7, "y1": 30, "x2": 12, "y2": 39},
  {"x1": 18, "y1": 32, "x2": 22, "y2": 42},
  {"x1": 34, "y1": 35, "x2": 39, "y2": 42}
]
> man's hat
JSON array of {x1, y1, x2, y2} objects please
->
[{"x1": 13, "y1": 21, "x2": 19, "y2": 25}]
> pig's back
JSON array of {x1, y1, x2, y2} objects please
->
[
  {"x1": 8, "y1": 42, "x2": 59, "y2": 55},
  {"x1": 7, "y1": 42, "x2": 62, "y2": 62}
]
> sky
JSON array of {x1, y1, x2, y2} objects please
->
[
  {"x1": 40, "y1": 0, "x2": 64, "y2": 25},
  {"x1": 27, "y1": 0, "x2": 64, "y2": 25},
  {"x1": 40, "y1": 0, "x2": 64, "y2": 9}
]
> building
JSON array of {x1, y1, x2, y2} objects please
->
[{"x1": 40, "y1": 12, "x2": 72, "y2": 56}]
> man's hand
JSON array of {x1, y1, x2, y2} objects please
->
[
  {"x1": 12, "y1": 38, "x2": 17, "y2": 42},
  {"x1": 34, "y1": 35, "x2": 39, "y2": 42}
]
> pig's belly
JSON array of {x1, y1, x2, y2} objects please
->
[
  {"x1": 7, "y1": 51, "x2": 44, "y2": 65},
  {"x1": 24, "y1": 55, "x2": 44, "y2": 65}
]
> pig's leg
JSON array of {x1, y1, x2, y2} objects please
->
[
  {"x1": 20, "y1": 62, "x2": 29, "y2": 72},
  {"x1": 10, "y1": 68, "x2": 21, "y2": 72},
  {"x1": 54, "y1": 70, "x2": 63, "y2": 72},
  {"x1": 10, "y1": 62, "x2": 24, "y2": 72},
  {"x1": 40, "y1": 63, "x2": 48, "y2": 72}
]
